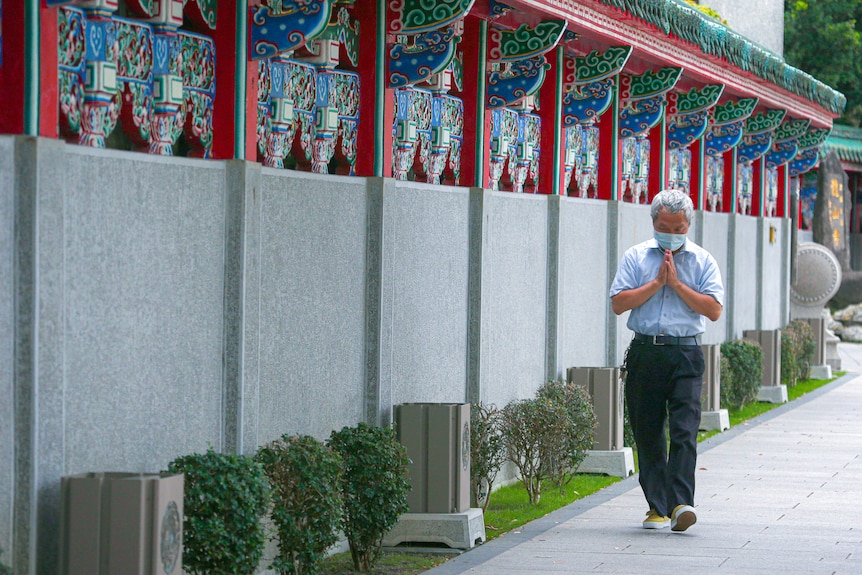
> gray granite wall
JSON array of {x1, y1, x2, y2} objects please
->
[
  {"x1": 381, "y1": 182, "x2": 471, "y2": 409},
  {"x1": 552, "y1": 197, "x2": 611, "y2": 375},
  {"x1": 729, "y1": 214, "x2": 760, "y2": 338},
  {"x1": 255, "y1": 169, "x2": 368, "y2": 443},
  {"x1": 474, "y1": 191, "x2": 549, "y2": 408},
  {"x1": 0, "y1": 137, "x2": 14, "y2": 563},
  {"x1": 758, "y1": 217, "x2": 789, "y2": 330},
  {"x1": 696, "y1": 211, "x2": 731, "y2": 344},
  {"x1": 62, "y1": 147, "x2": 227, "y2": 474}
]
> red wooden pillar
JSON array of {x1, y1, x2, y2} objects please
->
[
  {"x1": 690, "y1": 139, "x2": 705, "y2": 211},
  {"x1": 648, "y1": 122, "x2": 664, "y2": 200},
  {"x1": 751, "y1": 157, "x2": 764, "y2": 217},
  {"x1": 596, "y1": 74, "x2": 620, "y2": 200},
  {"x1": 39, "y1": 3, "x2": 59, "y2": 138},
  {"x1": 354, "y1": 0, "x2": 393, "y2": 178},
  {"x1": 459, "y1": 15, "x2": 490, "y2": 188},
  {"x1": 0, "y1": 1, "x2": 57, "y2": 135},
  {"x1": 212, "y1": 1, "x2": 256, "y2": 160},
  {"x1": 724, "y1": 148, "x2": 737, "y2": 213},
  {"x1": 777, "y1": 164, "x2": 788, "y2": 218},
  {"x1": 537, "y1": 46, "x2": 565, "y2": 195},
  {"x1": 0, "y1": 1, "x2": 26, "y2": 134}
]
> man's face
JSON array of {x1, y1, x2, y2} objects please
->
[{"x1": 653, "y1": 209, "x2": 689, "y2": 235}]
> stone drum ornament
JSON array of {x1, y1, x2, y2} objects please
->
[{"x1": 790, "y1": 242, "x2": 842, "y2": 311}]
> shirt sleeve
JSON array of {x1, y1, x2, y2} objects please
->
[
  {"x1": 609, "y1": 249, "x2": 639, "y2": 298},
  {"x1": 698, "y1": 254, "x2": 725, "y2": 306}
]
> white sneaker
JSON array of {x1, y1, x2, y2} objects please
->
[
  {"x1": 643, "y1": 509, "x2": 670, "y2": 529},
  {"x1": 671, "y1": 504, "x2": 697, "y2": 532}
]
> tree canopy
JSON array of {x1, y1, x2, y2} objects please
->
[{"x1": 785, "y1": 0, "x2": 862, "y2": 125}]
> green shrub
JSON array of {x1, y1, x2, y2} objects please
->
[
  {"x1": 536, "y1": 380, "x2": 597, "y2": 488},
  {"x1": 168, "y1": 449, "x2": 270, "y2": 575},
  {"x1": 328, "y1": 423, "x2": 411, "y2": 572},
  {"x1": 720, "y1": 339, "x2": 763, "y2": 409},
  {"x1": 500, "y1": 398, "x2": 569, "y2": 504},
  {"x1": 257, "y1": 435, "x2": 343, "y2": 575},
  {"x1": 781, "y1": 320, "x2": 815, "y2": 387},
  {"x1": 470, "y1": 403, "x2": 507, "y2": 511}
]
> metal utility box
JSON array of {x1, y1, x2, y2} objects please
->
[
  {"x1": 743, "y1": 329, "x2": 782, "y2": 386},
  {"x1": 567, "y1": 367, "x2": 623, "y2": 451},
  {"x1": 394, "y1": 403, "x2": 470, "y2": 514},
  {"x1": 800, "y1": 317, "x2": 826, "y2": 366},
  {"x1": 60, "y1": 472, "x2": 184, "y2": 575},
  {"x1": 701, "y1": 344, "x2": 722, "y2": 412}
]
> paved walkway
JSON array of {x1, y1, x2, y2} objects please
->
[{"x1": 426, "y1": 343, "x2": 862, "y2": 575}]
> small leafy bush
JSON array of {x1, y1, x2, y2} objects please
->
[
  {"x1": 470, "y1": 403, "x2": 507, "y2": 511},
  {"x1": 257, "y1": 435, "x2": 343, "y2": 575},
  {"x1": 536, "y1": 379, "x2": 597, "y2": 488},
  {"x1": 720, "y1": 339, "x2": 763, "y2": 409},
  {"x1": 328, "y1": 423, "x2": 411, "y2": 572},
  {"x1": 781, "y1": 320, "x2": 815, "y2": 387},
  {"x1": 168, "y1": 449, "x2": 270, "y2": 575},
  {"x1": 500, "y1": 398, "x2": 569, "y2": 504}
]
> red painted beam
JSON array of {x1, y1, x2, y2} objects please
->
[{"x1": 0, "y1": 0, "x2": 26, "y2": 134}]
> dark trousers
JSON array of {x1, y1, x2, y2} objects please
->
[{"x1": 625, "y1": 342, "x2": 704, "y2": 517}]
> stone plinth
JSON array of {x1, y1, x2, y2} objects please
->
[
  {"x1": 382, "y1": 508, "x2": 486, "y2": 550},
  {"x1": 757, "y1": 384, "x2": 788, "y2": 404},
  {"x1": 700, "y1": 409, "x2": 730, "y2": 432},
  {"x1": 576, "y1": 447, "x2": 634, "y2": 478}
]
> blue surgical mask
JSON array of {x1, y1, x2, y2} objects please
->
[{"x1": 655, "y1": 231, "x2": 686, "y2": 252}]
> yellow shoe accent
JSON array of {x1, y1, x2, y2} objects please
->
[
  {"x1": 671, "y1": 504, "x2": 697, "y2": 532},
  {"x1": 643, "y1": 509, "x2": 670, "y2": 529}
]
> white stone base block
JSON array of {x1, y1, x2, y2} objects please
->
[
  {"x1": 576, "y1": 447, "x2": 634, "y2": 477},
  {"x1": 699, "y1": 409, "x2": 730, "y2": 432},
  {"x1": 382, "y1": 508, "x2": 486, "y2": 550},
  {"x1": 757, "y1": 384, "x2": 788, "y2": 404},
  {"x1": 809, "y1": 364, "x2": 832, "y2": 380}
]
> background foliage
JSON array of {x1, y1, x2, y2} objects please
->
[{"x1": 785, "y1": 0, "x2": 862, "y2": 124}]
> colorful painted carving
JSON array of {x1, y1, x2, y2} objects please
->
[
  {"x1": 387, "y1": 0, "x2": 474, "y2": 35},
  {"x1": 488, "y1": 103, "x2": 540, "y2": 192},
  {"x1": 737, "y1": 161, "x2": 754, "y2": 215},
  {"x1": 56, "y1": 2, "x2": 215, "y2": 157},
  {"x1": 619, "y1": 95, "x2": 663, "y2": 138},
  {"x1": 249, "y1": 2, "x2": 332, "y2": 60},
  {"x1": 705, "y1": 154, "x2": 724, "y2": 211},
  {"x1": 667, "y1": 147, "x2": 692, "y2": 196},
  {"x1": 389, "y1": 26, "x2": 460, "y2": 88},
  {"x1": 789, "y1": 128, "x2": 831, "y2": 178},
  {"x1": 620, "y1": 136, "x2": 650, "y2": 203},
  {"x1": 488, "y1": 20, "x2": 565, "y2": 62},
  {"x1": 764, "y1": 165, "x2": 779, "y2": 217},
  {"x1": 487, "y1": 56, "x2": 549, "y2": 109},
  {"x1": 667, "y1": 110, "x2": 709, "y2": 150},
  {"x1": 620, "y1": 68, "x2": 682, "y2": 100}
]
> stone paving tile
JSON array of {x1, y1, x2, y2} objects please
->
[{"x1": 424, "y1": 344, "x2": 862, "y2": 575}]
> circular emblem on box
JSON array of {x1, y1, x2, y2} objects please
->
[{"x1": 161, "y1": 500, "x2": 181, "y2": 574}]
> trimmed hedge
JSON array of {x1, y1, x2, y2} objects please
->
[
  {"x1": 168, "y1": 450, "x2": 270, "y2": 575},
  {"x1": 720, "y1": 339, "x2": 763, "y2": 409}
]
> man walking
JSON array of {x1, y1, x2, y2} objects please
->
[{"x1": 610, "y1": 189, "x2": 724, "y2": 532}]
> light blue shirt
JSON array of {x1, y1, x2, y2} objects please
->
[{"x1": 609, "y1": 238, "x2": 724, "y2": 337}]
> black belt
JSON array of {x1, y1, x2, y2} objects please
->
[{"x1": 633, "y1": 333, "x2": 700, "y2": 346}]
